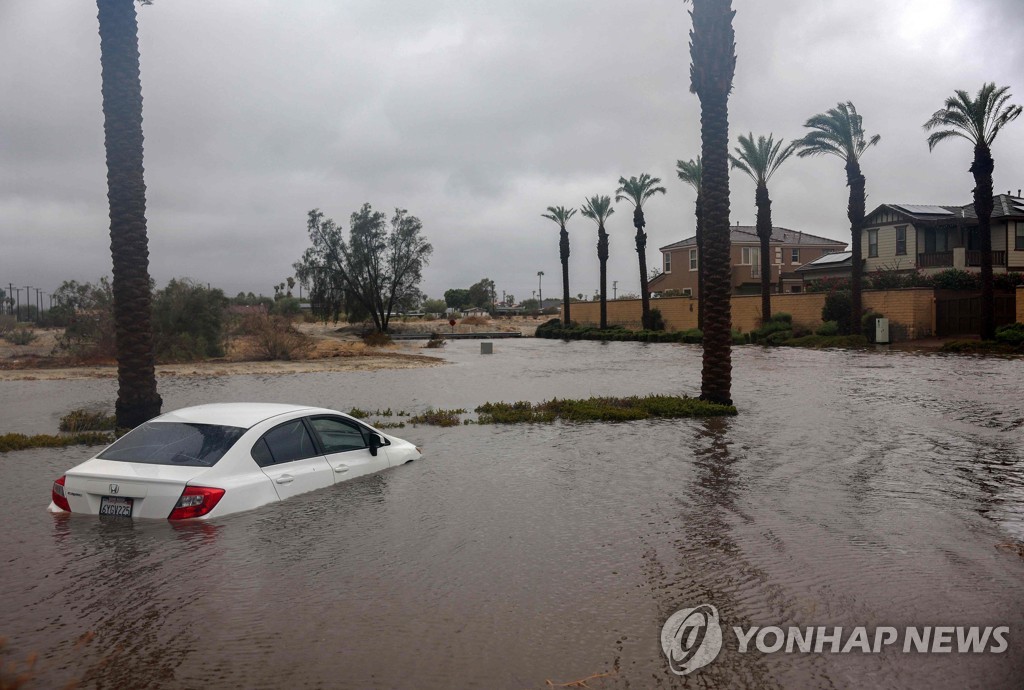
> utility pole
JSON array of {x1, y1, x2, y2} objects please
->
[
  {"x1": 537, "y1": 271, "x2": 544, "y2": 308},
  {"x1": 612, "y1": 280, "x2": 618, "y2": 299},
  {"x1": 23, "y1": 285, "x2": 31, "y2": 321}
]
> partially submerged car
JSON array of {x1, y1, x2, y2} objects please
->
[{"x1": 48, "y1": 403, "x2": 421, "y2": 520}]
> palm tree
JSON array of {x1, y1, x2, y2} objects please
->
[
  {"x1": 541, "y1": 207, "x2": 577, "y2": 326},
  {"x1": 615, "y1": 174, "x2": 666, "y2": 330},
  {"x1": 676, "y1": 157, "x2": 704, "y2": 328},
  {"x1": 924, "y1": 83, "x2": 1021, "y2": 340},
  {"x1": 580, "y1": 196, "x2": 616, "y2": 328},
  {"x1": 688, "y1": 0, "x2": 736, "y2": 406},
  {"x1": 730, "y1": 134, "x2": 797, "y2": 322},
  {"x1": 97, "y1": 0, "x2": 161, "y2": 427},
  {"x1": 795, "y1": 102, "x2": 879, "y2": 333}
]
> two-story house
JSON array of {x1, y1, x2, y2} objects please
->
[
  {"x1": 649, "y1": 225, "x2": 847, "y2": 296},
  {"x1": 861, "y1": 194, "x2": 1024, "y2": 275}
]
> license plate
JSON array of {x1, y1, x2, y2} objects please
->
[{"x1": 99, "y1": 496, "x2": 134, "y2": 518}]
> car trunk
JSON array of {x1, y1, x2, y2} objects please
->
[{"x1": 64, "y1": 459, "x2": 211, "y2": 519}]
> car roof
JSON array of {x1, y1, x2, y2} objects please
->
[{"x1": 154, "y1": 403, "x2": 341, "y2": 429}]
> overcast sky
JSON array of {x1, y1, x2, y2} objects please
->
[{"x1": 2, "y1": 0, "x2": 1023, "y2": 304}]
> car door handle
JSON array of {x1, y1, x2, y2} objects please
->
[
  {"x1": 333, "y1": 464, "x2": 349, "y2": 473},
  {"x1": 275, "y1": 474, "x2": 295, "y2": 484}
]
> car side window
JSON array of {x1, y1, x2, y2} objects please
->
[
  {"x1": 256, "y1": 420, "x2": 318, "y2": 465},
  {"x1": 250, "y1": 437, "x2": 275, "y2": 467},
  {"x1": 309, "y1": 416, "x2": 368, "y2": 454}
]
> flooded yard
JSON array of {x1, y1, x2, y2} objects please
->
[{"x1": 1, "y1": 339, "x2": 1022, "y2": 688}]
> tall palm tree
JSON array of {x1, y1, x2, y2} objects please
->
[
  {"x1": 615, "y1": 174, "x2": 666, "y2": 330},
  {"x1": 580, "y1": 195, "x2": 616, "y2": 329},
  {"x1": 542, "y1": 207, "x2": 577, "y2": 326},
  {"x1": 676, "y1": 157, "x2": 704, "y2": 329},
  {"x1": 730, "y1": 133, "x2": 797, "y2": 322},
  {"x1": 924, "y1": 83, "x2": 1021, "y2": 340},
  {"x1": 688, "y1": 0, "x2": 736, "y2": 406},
  {"x1": 97, "y1": 0, "x2": 161, "y2": 427},
  {"x1": 795, "y1": 102, "x2": 879, "y2": 333}
]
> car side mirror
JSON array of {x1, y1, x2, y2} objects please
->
[{"x1": 369, "y1": 432, "x2": 382, "y2": 456}]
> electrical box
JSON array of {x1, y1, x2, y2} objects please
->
[{"x1": 875, "y1": 317, "x2": 890, "y2": 344}]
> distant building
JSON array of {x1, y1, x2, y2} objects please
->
[
  {"x1": 649, "y1": 225, "x2": 847, "y2": 296},
  {"x1": 795, "y1": 251, "x2": 852, "y2": 286}
]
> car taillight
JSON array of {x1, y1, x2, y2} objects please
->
[
  {"x1": 52, "y1": 475, "x2": 71, "y2": 512},
  {"x1": 168, "y1": 486, "x2": 225, "y2": 520}
]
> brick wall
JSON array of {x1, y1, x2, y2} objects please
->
[
  {"x1": 1018, "y1": 287, "x2": 1024, "y2": 323},
  {"x1": 568, "y1": 288, "x2": 938, "y2": 339}
]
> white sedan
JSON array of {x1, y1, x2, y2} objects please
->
[{"x1": 48, "y1": 403, "x2": 422, "y2": 520}]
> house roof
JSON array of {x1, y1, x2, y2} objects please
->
[
  {"x1": 868, "y1": 194, "x2": 1024, "y2": 225},
  {"x1": 795, "y1": 251, "x2": 852, "y2": 272},
  {"x1": 659, "y1": 226, "x2": 846, "y2": 252}
]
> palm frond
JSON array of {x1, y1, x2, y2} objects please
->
[
  {"x1": 541, "y1": 206, "x2": 576, "y2": 227},
  {"x1": 924, "y1": 82, "x2": 1021, "y2": 150},
  {"x1": 795, "y1": 101, "x2": 878, "y2": 163},
  {"x1": 615, "y1": 174, "x2": 667, "y2": 209},
  {"x1": 580, "y1": 195, "x2": 615, "y2": 224},
  {"x1": 675, "y1": 158, "x2": 702, "y2": 193}
]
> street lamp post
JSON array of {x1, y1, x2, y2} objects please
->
[
  {"x1": 537, "y1": 271, "x2": 544, "y2": 310},
  {"x1": 613, "y1": 280, "x2": 618, "y2": 299}
]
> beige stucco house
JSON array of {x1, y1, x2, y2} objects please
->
[{"x1": 649, "y1": 225, "x2": 847, "y2": 296}]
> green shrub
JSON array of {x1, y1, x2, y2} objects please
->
[
  {"x1": 822, "y1": 290, "x2": 854, "y2": 334},
  {"x1": 680, "y1": 328, "x2": 703, "y2": 344},
  {"x1": 731, "y1": 330, "x2": 749, "y2": 344},
  {"x1": 238, "y1": 314, "x2": 315, "y2": 360},
  {"x1": 5, "y1": 327, "x2": 36, "y2": 345},
  {"x1": 53, "y1": 278, "x2": 117, "y2": 360},
  {"x1": 994, "y1": 272, "x2": 1024, "y2": 290},
  {"x1": 816, "y1": 320, "x2": 840, "y2": 336},
  {"x1": 647, "y1": 308, "x2": 666, "y2": 331},
  {"x1": 152, "y1": 278, "x2": 228, "y2": 361},
  {"x1": 765, "y1": 329, "x2": 794, "y2": 346},
  {"x1": 408, "y1": 408, "x2": 466, "y2": 427},
  {"x1": 771, "y1": 312, "x2": 792, "y2": 324},
  {"x1": 750, "y1": 315, "x2": 794, "y2": 343},
  {"x1": 994, "y1": 322, "x2": 1024, "y2": 346},
  {"x1": 0, "y1": 431, "x2": 115, "y2": 453}
]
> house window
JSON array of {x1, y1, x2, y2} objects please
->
[
  {"x1": 791, "y1": 248, "x2": 800, "y2": 264},
  {"x1": 790, "y1": 285, "x2": 802, "y2": 293},
  {"x1": 664, "y1": 252, "x2": 672, "y2": 273},
  {"x1": 689, "y1": 249, "x2": 698, "y2": 271},
  {"x1": 895, "y1": 226, "x2": 907, "y2": 255},
  {"x1": 1016, "y1": 222, "x2": 1024, "y2": 251},
  {"x1": 741, "y1": 247, "x2": 759, "y2": 265},
  {"x1": 868, "y1": 229, "x2": 879, "y2": 258}
]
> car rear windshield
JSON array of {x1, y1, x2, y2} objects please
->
[{"x1": 97, "y1": 422, "x2": 247, "y2": 467}]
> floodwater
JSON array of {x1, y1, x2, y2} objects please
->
[{"x1": 1, "y1": 339, "x2": 1023, "y2": 689}]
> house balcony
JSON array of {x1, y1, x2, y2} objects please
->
[{"x1": 918, "y1": 248, "x2": 1007, "y2": 273}]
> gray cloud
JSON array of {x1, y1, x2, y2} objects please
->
[{"x1": 2, "y1": 0, "x2": 1022, "y2": 303}]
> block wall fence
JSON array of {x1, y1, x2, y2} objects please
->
[{"x1": 567, "y1": 288, "x2": 941, "y2": 339}]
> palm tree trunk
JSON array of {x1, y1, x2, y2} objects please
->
[
  {"x1": 845, "y1": 160, "x2": 866, "y2": 334},
  {"x1": 692, "y1": 0, "x2": 735, "y2": 406},
  {"x1": 560, "y1": 227, "x2": 571, "y2": 326},
  {"x1": 696, "y1": 193, "x2": 705, "y2": 330},
  {"x1": 598, "y1": 226, "x2": 609, "y2": 329},
  {"x1": 971, "y1": 144, "x2": 996, "y2": 340},
  {"x1": 634, "y1": 208, "x2": 651, "y2": 329},
  {"x1": 97, "y1": 0, "x2": 162, "y2": 428},
  {"x1": 756, "y1": 183, "x2": 772, "y2": 322}
]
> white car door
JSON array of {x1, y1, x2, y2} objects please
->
[
  {"x1": 307, "y1": 416, "x2": 390, "y2": 482},
  {"x1": 254, "y1": 419, "x2": 333, "y2": 500}
]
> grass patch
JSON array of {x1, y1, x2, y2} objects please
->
[
  {"x1": 408, "y1": 408, "x2": 467, "y2": 427},
  {"x1": 0, "y1": 431, "x2": 115, "y2": 453},
  {"x1": 475, "y1": 394, "x2": 736, "y2": 424},
  {"x1": 59, "y1": 409, "x2": 116, "y2": 432},
  {"x1": 779, "y1": 335, "x2": 869, "y2": 348}
]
